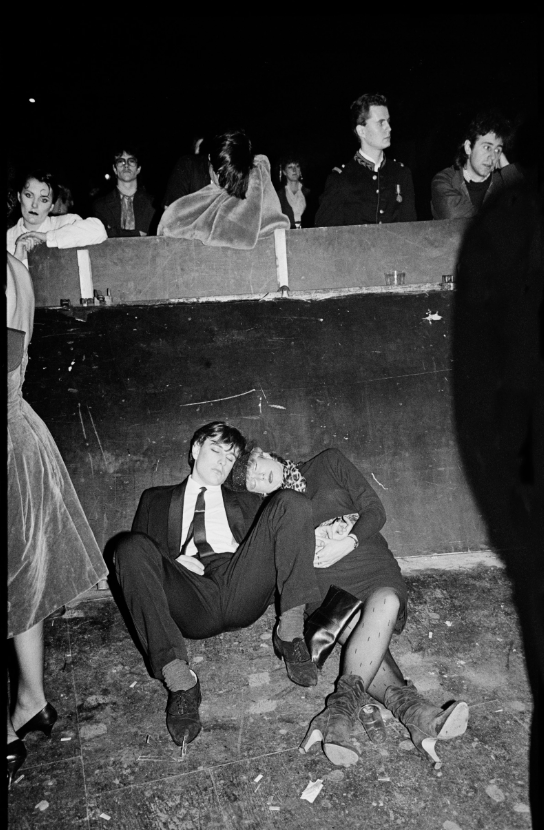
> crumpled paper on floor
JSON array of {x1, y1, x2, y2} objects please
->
[{"x1": 300, "y1": 779, "x2": 323, "y2": 803}]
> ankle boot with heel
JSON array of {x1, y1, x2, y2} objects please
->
[{"x1": 384, "y1": 681, "x2": 468, "y2": 767}]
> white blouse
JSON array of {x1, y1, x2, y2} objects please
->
[{"x1": 7, "y1": 214, "x2": 107, "y2": 268}]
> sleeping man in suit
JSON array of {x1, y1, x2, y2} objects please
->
[{"x1": 114, "y1": 421, "x2": 322, "y2": 748}]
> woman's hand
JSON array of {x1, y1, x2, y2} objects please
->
[
  {"x1": 14, "y1": 232, "x2": 47, "y2": 261},
  {"x1": 314, "y1": 536, "x2": 357, "y2": 568},
  {"x1": 175, "y1": 554, "x2": 205, "y2": 575}
]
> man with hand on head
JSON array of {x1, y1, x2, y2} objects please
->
[
  {"x1": 431, "y1": 111, "x2": 521, "y2": 219},
  {"x1": 315, "y1": 92, "x2": 416, "y2": 227},
  {"x1": 114, "y1": 422, "x2": 323, "y2": 749}
]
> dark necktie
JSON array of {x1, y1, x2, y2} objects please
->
[{"x1": 181, "y1": 487, "x2": 214, "y2": 559}]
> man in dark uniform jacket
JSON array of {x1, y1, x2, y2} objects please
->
[
  {"x1": 92, "y1": 146, "x2": 156, "y2": 237},
  {"x1": 315, "y1": 93, "x2": 416, "y2": 227},
  {"x1": 114, "y1": 422, "x2": 322, "y2": 749}
]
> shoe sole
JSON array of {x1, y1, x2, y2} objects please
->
[
  {"x1": 324, "y1": 742, "x2": 359, "y2": 767},
  {"x1": 286, "y1": 666, "x2": 318, "y2": 687},
  {"x1": 437, "y1": 701, "x2": 469, "y2": 740}
]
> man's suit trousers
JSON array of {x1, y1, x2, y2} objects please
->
[{"x1": 115, "y1": 489, "x2": 322, "y2": 678}]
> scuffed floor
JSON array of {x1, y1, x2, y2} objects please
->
[{"x1": 8, "y1": 565, "x2": 532, "y2": 829}]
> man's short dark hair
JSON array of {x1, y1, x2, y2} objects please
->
[
  {"x1": 455, "y1": 111, "x2": 511, "y2": 168},
  {"x1": 350, "y1": 93, "x2": 388, "y2": 136},
  {"x1": 188, "y1": 421, "x2": 246, "y2": 467},
  {"x1": 17, "y1": 169, "x2": 58, "y2": 205},
  {"x1": 111, "y1": 145, "x2": 141, "y2": 165},
  {"x1": 208, "y1": 130, "x2": 254, "y2": 199}
]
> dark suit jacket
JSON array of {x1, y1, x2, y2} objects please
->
[
  {"x1": 162, "y1": 155, "x2": 211, "y2": 209},
  {"x1": 92, "y1": 187, "x2": 157, "y2": 237},
  {"x1": 131, "y1": 480, "x2": 262, "y2": 560}
]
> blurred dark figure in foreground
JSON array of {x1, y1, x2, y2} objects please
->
[
  {"x1": 162, "y1": 134, "x2": 211, "y2": 211},
  {"x1": 453, "y1": 177, "x2": 543, "y2": 825}
]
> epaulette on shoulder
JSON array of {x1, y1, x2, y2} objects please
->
[
  {"x1": 392, "y1": 159, "x2": 405, "y2": 167},
  {"x1": 332, "y1": 164, "x2": 345, "y2": 174}
]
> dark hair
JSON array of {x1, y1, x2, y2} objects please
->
[
  {"x1": 188, "y1": 421, "x2": 246, "y2": 467},
  {"x1": 208, "y1": 130, "x2": 254, "y2": 199},
  {"x1": 279, "y1": 154, "x2": 303, "y2": 182},
  {"x1": 17, "y1": 170, "x2": 58, "y2": 205},
  {"x1": 350, "y1": 93, "x2": 388, "y2": 136},
  {"x1": 111, "y1": 146, "x2": 141, "y2": 165},
  {"x1": 455, "y1": 111, "x2": 512, "y2": 168},
  {"x1": 50, "y1": 184, "x2": 74, "y2": 215}
]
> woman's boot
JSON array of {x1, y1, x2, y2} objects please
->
[
  {"x1": 299, "y1": 674, "x2": 366, "y2": 767},
  {"x1": 384, "y1": 681, "x2": 469, "y2": 767},
  {"x1": 304, "y1": 586, "x2": 363, "y2": 669}
]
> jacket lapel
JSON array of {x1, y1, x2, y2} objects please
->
[
  {"x1": 167, "y1": 481, "x2": 187, "y2": 559},
  {"x1": 222, "y1": 488, "x2": 246, "y2": 543}
]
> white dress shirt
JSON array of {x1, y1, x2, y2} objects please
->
[
  {"x1": 7, "y1": 215, "x2": 107, "y2": 268},
  {"x1": 180, "y1": 476, "x2": 238, "y2": 556}
]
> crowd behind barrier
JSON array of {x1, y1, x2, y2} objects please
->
[{"x1": 7, "y1": 99, "x2": 527, "y2": 258}]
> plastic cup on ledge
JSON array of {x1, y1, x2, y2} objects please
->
[{"x1": 385, "y1": 271, "x2": 406, "y2": 286}]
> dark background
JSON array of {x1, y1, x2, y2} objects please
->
[{"x1": 6, "y1": 14, "x2": 540, "y2": 220}]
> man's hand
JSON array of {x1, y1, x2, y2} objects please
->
[
  {"x1": 175, "y1": 553, "x2": 205, "y2": 575},
  {"x1": 14, "y1": 232, "x2": 47, "y2": 261},
  {"x1": 497, "y1": 151, "x2": 509, "y2": 169},
  {"x1": 313, "y1": 536, "x2": 357, "y2": 568}
]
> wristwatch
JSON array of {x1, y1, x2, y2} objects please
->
[{"x1": 348, "y1": 533, "x2": 359, "y2": 549}]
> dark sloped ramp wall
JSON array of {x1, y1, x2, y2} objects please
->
[{"x1": 25, "y1": 292, "x2": 489, "y2": 556}]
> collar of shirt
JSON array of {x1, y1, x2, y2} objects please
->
[
  {"x1": 187, "y1": 475, "x2": 222, "y2": 494},
  {"x1": 182, "y1": 476, "x2": 236, "y2": 555},
  {"x1": 354, "y1": 150, "x2": 385, "y2": 172}
]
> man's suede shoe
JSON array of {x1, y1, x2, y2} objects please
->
[
  {"x1": 166, "y1": 679, "x2": 202, "y2": 746},
  {"x1": 273, "y1": 630, "x2": 318, "y2": 687}
]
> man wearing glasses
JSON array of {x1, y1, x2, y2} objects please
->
[{"x1": 92, "y1": 146, "x2": 157, "y2": 237}]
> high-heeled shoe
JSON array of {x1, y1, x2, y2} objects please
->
[
  {"x1": 384, "y1": 681, "x2": 469, "y2": 767},
  {"x1": 304, "y1": 585, "x2": 363, "y2": 670},
  {"x1": 7, "y1": 740, "x2": 27, "y2": 789},
  {"x1": 299, "y1": 674, "x2": 366, "y2": 767},
  {"x1": 15, "y1": 703, "x2": 58, "y2": 739}
]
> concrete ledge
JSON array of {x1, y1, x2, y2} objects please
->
[
  {"x1": 28, "y1": 219, "x2": 467, "y2": 307},
  {"x1": 398, "y1": 550, "x2": 504, "y2": 573}
]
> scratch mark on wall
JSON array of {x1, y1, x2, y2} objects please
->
[
  {"x1": 371, "y1": 473, "x2": 388, "y2": 490},
  {"x1": 78, "y1": 403, "x2": 88, "y2": 443},
  {"x1": 86, "y1": 406, "x2": 108, "y2": 468},
  {"x1": 179, "y1": 388, "x2": 256, "y2": 407},
  {"x1": 268, "y1": 404, "x2": 286, "y2": 410}
]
